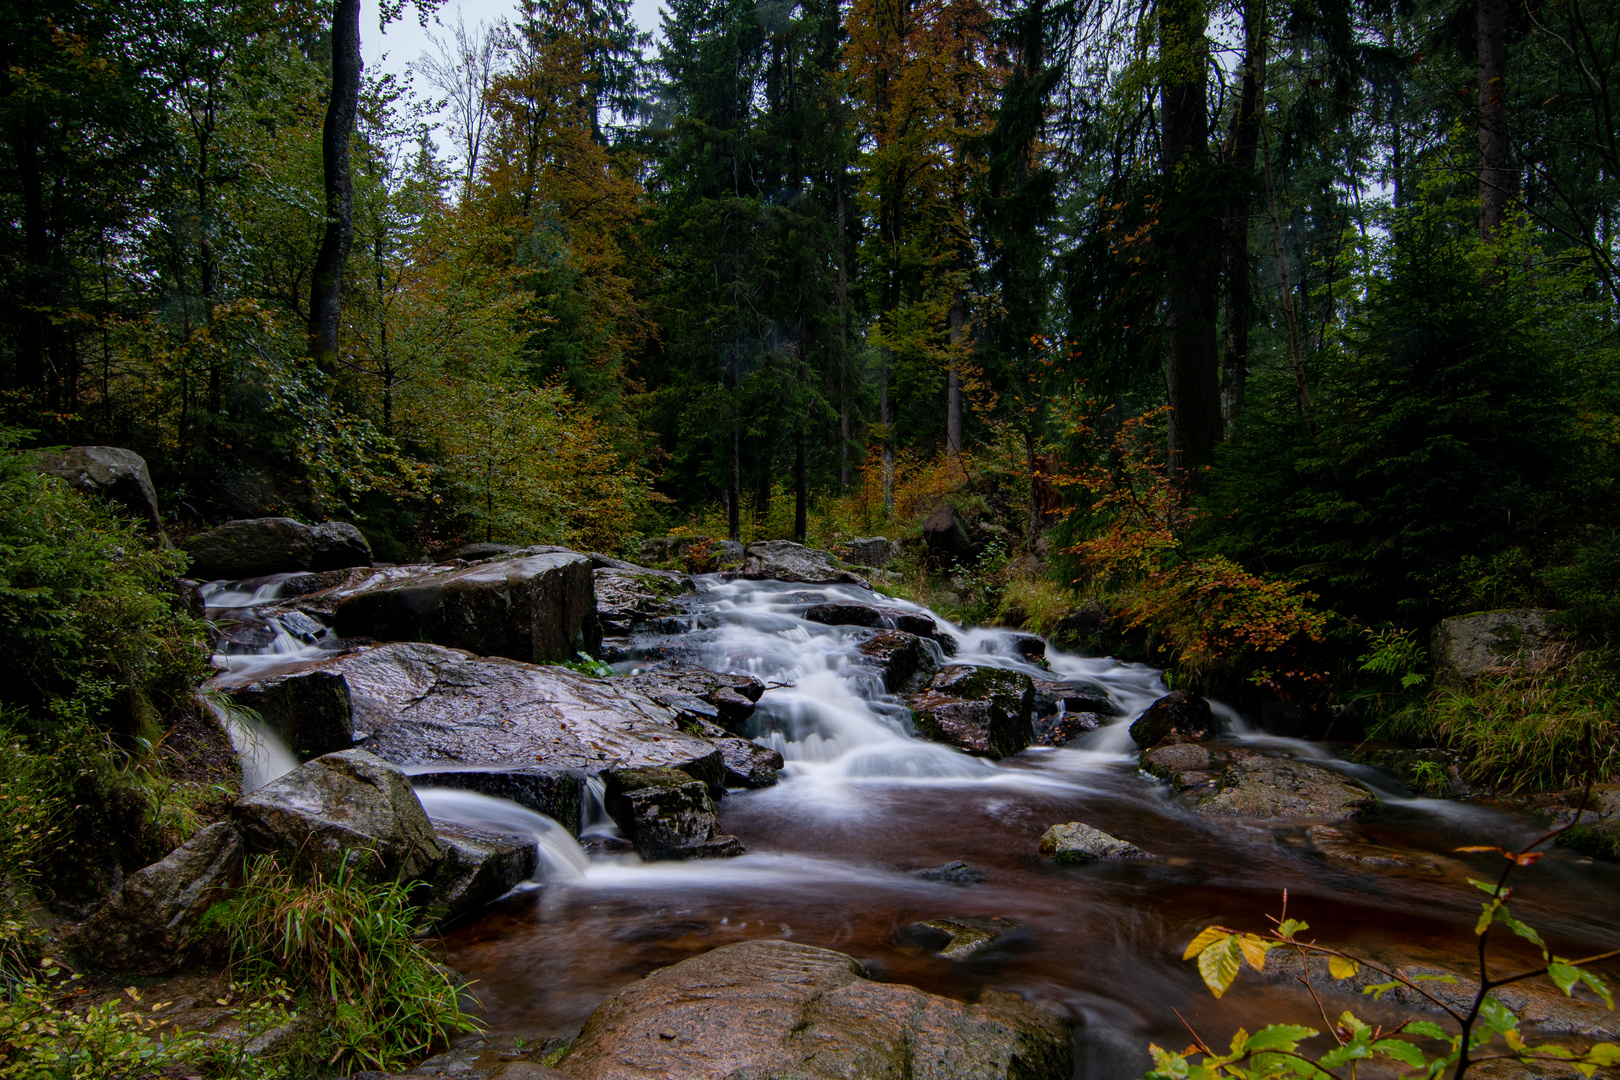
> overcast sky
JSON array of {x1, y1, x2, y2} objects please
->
[{"x1": 360, "y1": 0, "x2": 665, "y2": 83}]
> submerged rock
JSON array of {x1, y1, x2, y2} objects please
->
[
  {"x1": 185, "y1": 517, "x2": 315, "y2": 580},
  {"x1": 1039, "y1": 822, "x2": 1146, "y2": 863},
  {"x1": 331, "y1": 549, "x2": 599, "y2": 665},
  {"x1": 560, "y1": 939, "x2": 1072, "y2": 1080},
  {"x1": 908, "y1": 665, "x2": 1035, "y2": 759},
  {"x1": 1128, "y1": 690, "x2": 1215, "y2": 749},
  {"x1": 1304, "y1": 825, "x2": 1443, "y2": 874},
  {"x1": 1431, "y1": 608, "x2": 1559, "y2": 687},
  {"x1": 901, "y1": 915, "x2": 1025, "y2": 960},
  {"x1": 1197, "y1": 758, "x2": 1379, "y2": 822},
  {"x1": 1031, "y1": 711, "x2": 1103, "y2": 747},
  {"x1": 233, "y1": 749, "x2": 446, "y2": 882},
  {"x1": 67, "y1": 821, "x2": 244, "y2": 974},
  {"x1": 741, "y1": 540, "x2": 868, "y2": 586},
  {"x1": 602, "y1": 765, "x2": 744, "y2": 860},
  {"x1": 915, "y1": 860, "x2": 988, "y2": 884},
  {"x1": 35, "y1": 445, "x2": 164, "y2": 534}
]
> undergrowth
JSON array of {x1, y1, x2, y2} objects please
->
[
  {"x1": 1372, "y1": 645, "x2": 1620, "y2": 792},
  {"x1": 216, "y1": 854, "x2": 482, "y2": 1073}
]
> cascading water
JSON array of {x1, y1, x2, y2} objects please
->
[
  {"x1": 415, "y1": 788, "x2": 591, "y2": 882},
  {"x1": 204, "y1": 567, "x2": 1620, "y2": 1077}
]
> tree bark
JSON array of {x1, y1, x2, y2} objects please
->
[
  {"x1": 1478, "y1": 0, "x2": 1510, "y2": 242},
  {"x1": 1220, "y1": 0, "x2": 1265, "y2": 435},
  {"x1": 1160, "y1": 0, "x2": 1221, "y2": 480},
  {"x1": 308, "y1": 0, "x2": 362, "y2": 373}
]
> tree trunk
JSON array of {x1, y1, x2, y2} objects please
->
[
  {"x1": 9, "y1": 117, "x2": 49, "y2": 403},
  {"x1": 837, "y1": 170, "x2": 852, "y2": 489},
  {"x1": 1478, "y1": 0, "x2": 1510, "y2": 242},
  {"x1": 308, "y1": 0, "x2": 362, "y2": 373},
  {"x1": 880, "y1": 359, "x2": 895, "y2": 515},
  {"x1": 1220, "y1": 0, "x2": 1266, "y2": 435},
  {"x1": 1160, "y1": 0, "x2": 1221, "y2": 481}
]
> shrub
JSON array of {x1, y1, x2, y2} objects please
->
[{"x1": 218, "y1": 855, "x2": 482, "y2": 1073}]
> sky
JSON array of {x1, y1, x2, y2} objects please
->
[{"x1": 360, "y1": 0, "x2": 666, "y2": 84}]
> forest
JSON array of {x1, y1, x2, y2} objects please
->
[{"x1": 3, "y1": 0, "x2": 1620, "y2": 1075}]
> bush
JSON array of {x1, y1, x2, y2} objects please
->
[{"x1": 217, "y1": 855, "x2": 482, "y2": 1073}]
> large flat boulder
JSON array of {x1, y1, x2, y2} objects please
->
[
  {"x1": 66, "y1": 822, "x2": 244, "y2": 974},
  {"x1": 741, "y1": 540, "x2": 868, "y2": 586},
  {"x1": 1197, "y1": 758, "x2": 1380, "y2": 821},
  {"x1": 602, "y1": 766, "x2": 745, "y2": 860},
  {"x1": 908, "y1": 665, "x2": 1035, "y2": 759},
  {"x1": 35, "y1": 446, "x2": 164, "y2": 534},
  {"x1": 330, "y1": 550, "x2": 599, "y2": 664},
  {"x1": 1431, "y1": 609, "x2": 1559, "y2": 687},
  {"x1": 308, "y1": 643, "x2": 728, "y2": 793},
  {"x1": 232, "y1": 749, "x2": 446, "y2": 881},
  {"x1": 561, "y1": 939, "x2": 1072, "y2": 1080}
]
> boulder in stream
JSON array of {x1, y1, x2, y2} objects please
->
[
  {"x1": 1127, "y1": 690, "x2": 1215, "y2": 749},
  {"x1": 741, "y1": 540, "x2": 868, "y2": 586},
  {"x1": 915, "y1": 860, "x2": 988, "y2": 885},
  {"x1": 900, "y1": 915, "x2": 1025, "y2": 960},
  {"x1": 34, "y1": 445, "x2": 164, "y2": 534},
  {"x1": 424, "y1": 821, "x2": 540, "y2": 924},
  {"x1": 1039, "y1": 822, "x2": 1146, "y2": 863},
  {"x1": 217, "y1": 667, "x2": 354, "y2": 760},
  {"x1": 233, "y1": 749, "x2": 446, "y2": 882},
  {"x1": 908, "y1": 665, "x2": 1035, "y2": 759},
  {"x1": 560, "y1": 939, "x2": 1073, "y2": 1080},
  {"x1": 858, "y1": 629, "x2": 944, "y2": 693},
  {"x1": 602, "y1": 765, "x2": 744, "y2": 860},
  {"x1": 331, "y1": 549, "x2": 599, "y2": 665},
  {"x1": 408, "y1": 766, "x2": 587, "y2": 832},
  {"x1": 594, "y1": 566, "x2": 696, "y2": 658},
  {"x1": 1197, "y1": 758, "x2": 1379, "y2": 822},
  {"x1": 185, "y1": 517, "x2": 315, "y2": 580},
  {"x1": 67, "y1": 821, "x2": 244, "y2": 974},
  {"x1": 716, "y1": 737, "x2": 784, "y2": 788},
  {"x1": 309, "y1": 521, "x2": 373, "y2": 571}
]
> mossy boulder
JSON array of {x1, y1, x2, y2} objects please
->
[
  {"x1": 908, "y1": 665, "x2": 1035, "y2": 759},
  {"x1": 602, "y1": 765, "x2": 744, "y2": 861}
]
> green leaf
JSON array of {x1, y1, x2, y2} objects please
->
[
  {"x1": 1412, "y1": 974, "x2": 1458, "y2": 984},
  {"x1": 1362, "y1": 980, "x2": 1403, "y2": 1000},
  {"x1": 1372, "y1": 1038, "x2": 1429, "y2": 1067},
  {"x1": 1404, "y1": 1021, "x2": 1450, "y2": 1041},
  {"x1": 1549, "y1": 960, "x2": 1581, "y2": 996},
  {"x1": 1246, "y1": 1024, "x2": 1317, "y2": 1052},
  {"x1": 1578, "y1": 968, "x2": 1614, "y2": 1009},
  {"x1": 1584, "y1": 1042, "x2": 1620, "y2": 1066},
  {"x1": 1319, "y1": 1042, "x2": 1373, "y2": 1068},
  {"x1": 1477, "y1": 994, "x2": 1520, "y2": 1036},
  {"x1": 1493, "y1": 908, "x2": 1547, "y2": 954},
  {"x1": 1276, "y1": 919, "x2": 1308, "y2": 939},
  {"x1": 1198, "y1": 936, "x2": 1243, "y2": 999},
  {"x1": 1467, "y1": 878, "x2": 1501, "y2": 895}
]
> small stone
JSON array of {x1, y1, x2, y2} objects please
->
[
  {"x1": 914, "y1": 860, "x2": 987, "y2": 884},
  {"x1": 1039, "y1": 822, "x2": 1146, "y2": 863},
  {"x1": 902, "y1": 915, "x2": 1024, "y2": 960}
]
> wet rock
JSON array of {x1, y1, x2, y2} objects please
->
[
  {"x1": 742, "y1": 540, "x2": 869, "y2": 586},
  {"x1": 922, "y1": 505, "x2": 973, "y2": 565},
  {"x1": 623, "y1": 664, "x2": 767, "y2": 734},
  {"x1": 218, "y1": 667, "x2": 353, "y2": 760},
  {"x1": 915, "y1": 860, "x2": 988, "y2": 885},
  {"x1": 448, "y1": 542, "x2": 520, "y2": 561},
  {"x1": 602, "y1": 766, "x2": 744, "y2": 860},
  {"x1": 1039, "y1": 822, "x2": 1146, "y2": 863},
  {"x1": 594, "y1": 567, "x2": 695, "y2": 647},
  {"x1": 233, "y1": 749, "x2": 446, "y2": 881},
  {"x1": 331, "y1": 550, "x2": 599, "y2": 665},
  {"x1": 894, "y1": 611, "x2": 957, "y2": 654},
  {"x1": 1554, "y1": 785, "x2": 1620, "y2": 859},
  {"x1": 1140, "y1": 741, "x2": 1212, "y2": 779},
  {"x1": 407, "y1": 766, "x2": 586, "y2": 832},
  {"x1": 1197, "y1": 758, "x2": 1379, "y2": 822},
  {"x1": 908, "y1": 665, "x2": 1035, "y2": 759},
  {"x1": 1031, "y1": 677, "x2": 1115, "y2": 718},
  {"x1": 185, "y1": 517, "x2": 315, "y2": 580},
  {"x1": 35, "y1": 446, "x2": 164, "y2": 534},
  {"x1": 560, "y1": 938, "x2": 1072, "y2": 1080},
  {"x1": 425, "y1": 821, "x2": 540, "y2": 924},
  {"x1": 294, "y1": 643, "x2": 728, "y2": 793},
  {"x1": 839, "y1": 536, "x2": 899, "y2": 568},
  {"x1": 67, "y1": 822, "x2": 244, "y2": 974},
  {"x1": 1006, "y1": 635, "x2": 1046, "y2": 663},
  {"x1": 1031, "y1": 711, "x2": 1103, "y2": 747},
  {"x1": 1128, "y1": 690, "x2": 1215, "y2": 749},
  {"x1": 716, "y1": 738, "x2": 784, "y2": 788},
  {"x1": 1304, "y1": 825, "x2": 1443, "y2": 874},
  {"x1": 901, "y1": 915, "x2": 1024, "y2": 960},
  {"x1": 309, "y1": 521, "x2": 373, "y2": 572},
  {"x1": 806, "y1": 601, "x2": 884, "y2": 627},
  {"x1": 858, "y1": 629, "x2": 943, "y2": 693},
  {"x1": 1432, "y1": 609, "x2": 1559, "y2": 687}
]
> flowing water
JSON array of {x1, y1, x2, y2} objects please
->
[{"x1": 205, "y1": 573, "x2": 1620, "y2": 1077}]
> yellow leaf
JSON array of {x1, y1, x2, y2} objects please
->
[
  {"x1": 1183, "y1": 926, "x2": 1230, "y2": 961},
  {"x1": 1328, "y1": 956, "x2": 1360, "y2": 980},
  {"x1": 1199, "y1": 936, "x2": 1244, "y2": 998},
  {"x1": 1239, "y1": 935, "x2": 1270, "y2": 971}
]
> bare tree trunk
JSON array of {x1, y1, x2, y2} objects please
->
[
  {"x1": 1160, "y1": 0, "x2": 1221, "y2": 481},
  {"x1": 1220, "y1": 0, "x2": 1266, "y2": 435},
  {"x1": 1478, "y1": 0, "x2": 1510, "y2": 241},
  {"x1": 1261, "y1": 123, "x2": 1317, "y2": 440},
  {"x1": 794, "y1": 429, "x2": 807, "y2": 542},
  {"x1": 308, "y1": 0, "x2": 361, "y2": 374},
  {"x1": 837, "y1": 170, "x2": 852, "y2": 489}
]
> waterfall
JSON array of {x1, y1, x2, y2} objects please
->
[{"x1": 415, "y1": 788, "x2": 591, "y2": 881}]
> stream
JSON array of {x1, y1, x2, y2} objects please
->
[{"x1": 204, "y1": 572, "x2": 1620, "y2": 1077}]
